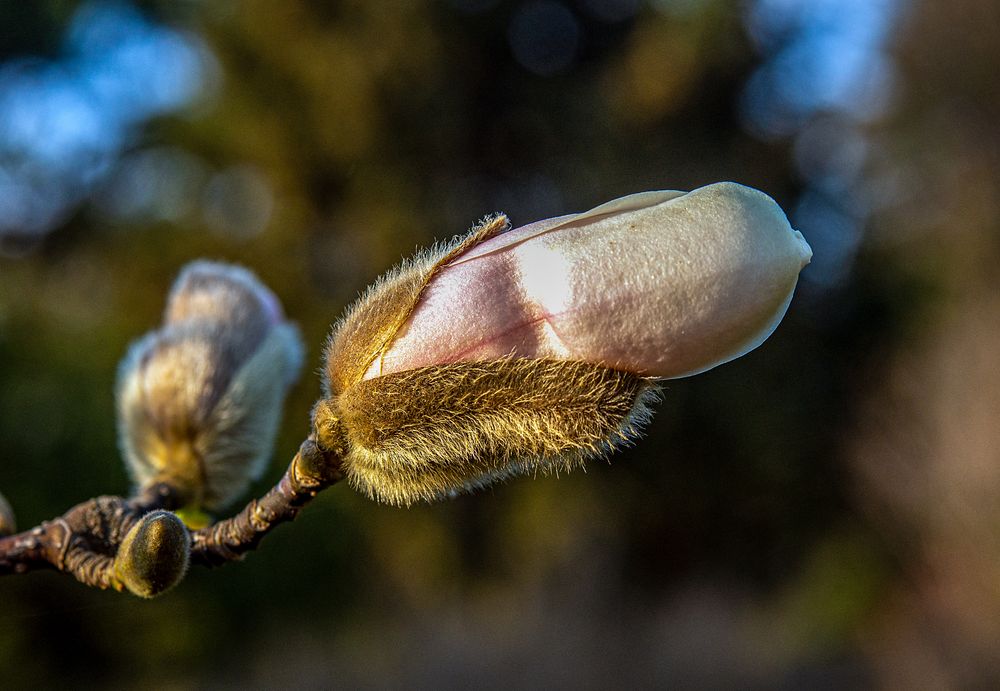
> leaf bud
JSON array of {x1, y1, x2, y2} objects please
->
[{"x1": 113, "y1": 510, "x2": 191, "y2": 598}]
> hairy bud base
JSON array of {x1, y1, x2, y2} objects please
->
[{"x1": 333, "y1": 358, "x2": 656, "y2": 505}]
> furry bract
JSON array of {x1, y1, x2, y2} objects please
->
[
  {"x1": 317, "y1": 182, "x2": 812, "y2": 505},
  {"x1": 116, "y1": 261, "x2": 304, "y2": 513}
]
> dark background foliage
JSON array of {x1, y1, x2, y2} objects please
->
[{"x1": 1, "y1": 0, "x2": 998, "y2": 687}]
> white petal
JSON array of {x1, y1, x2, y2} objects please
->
[{"x1": 371, "y1": 182, "x2": 811, "y2": 379}]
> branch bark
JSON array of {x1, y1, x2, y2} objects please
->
[
  {"x1": 191, "y1": 438, "x2": 343, "y2": 567},
  {"x1": 0, "y1": 438, "x2": 344, "y2": 593}
]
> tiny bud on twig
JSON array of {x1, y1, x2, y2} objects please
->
[{"x1": 113, "y1": 510, "x2": 191, "y2": 598}]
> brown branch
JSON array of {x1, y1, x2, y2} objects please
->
[
  {"x1": 0, "y1": 500, "x2": 119, "y2": 585},
  {"x1": 0, "y1": 483, "x2": 190, "y2": 587},
  {"x1": 0, "y1": 523, "x2": 59, "y2": 576},
  {"x1": 190, "y1": 438, "x2": 344, "y2": 567},
  {"x1": 0, "y1": 438, "x2": 344, "y2": 594}
]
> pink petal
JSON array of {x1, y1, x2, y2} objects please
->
[{"x1": 366, "y1": 182, "x2": 811, "y2": 380}]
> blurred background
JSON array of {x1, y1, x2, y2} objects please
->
[{"x1": 1, "y1": 0, "x2": 998, "y2": 687}]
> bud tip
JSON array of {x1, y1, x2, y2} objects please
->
[{"x1": 793, "y1": 228, "x2": 813, "y2": 268}]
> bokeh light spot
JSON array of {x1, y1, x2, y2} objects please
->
[
  {"x1": 0, "y1": 1, "x2": 215, "y2": 248},
  {"x1": 202, "y1": 166, "x2": 275, "y2": 241},
  {"x1": 508, "y1": 1, "x2": 581, "y2": 77}
]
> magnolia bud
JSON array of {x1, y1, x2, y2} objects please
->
[
  {"x1": 0, "y1": 490, "x2": 15, "y2": 536},
  {"x1": 317, "y1": 182, "x2": 811, "y2": 505},
  {"x1": 117, "y1": 261, "x2": 304, "y2": 513},
  {"x1": 113, "y1": 510, "x2": 191, "y2": 598}
]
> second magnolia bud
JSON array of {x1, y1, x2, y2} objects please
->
[{"x1": 117, "y1": 261, "x2": 304, "y2": 513}]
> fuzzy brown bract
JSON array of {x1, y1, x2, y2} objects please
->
[
  {"x1": 323, "y1": 214, "x2": 510, "y2": 395},
  {"x1": 318, "y1": 214, "x2": 659, "y2": 505},
  {"x1": 321, "y1": 358, "x2": 657, "y2": 505}
]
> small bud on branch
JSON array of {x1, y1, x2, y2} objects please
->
[{"x1": 113, "y1": 510, "x2": 191, "y2": 598}]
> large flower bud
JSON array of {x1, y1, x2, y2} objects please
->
[
  {"x1": 317, "y1": 182, "x2": 811, "y2": 505},
  {"x1": 117, "y1": 261, "x2": 304, "y2": 513}
]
